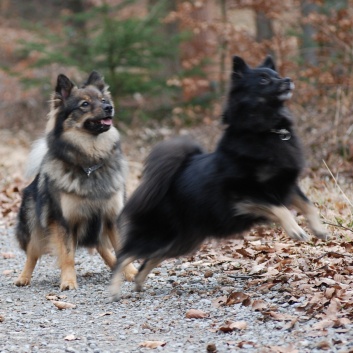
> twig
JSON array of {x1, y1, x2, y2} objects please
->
[
  {"x1": 227, "y1": 274, "x2": 262, "y2": 279},
  {"x1": 315, "y1": 251, "x2": 353, "y2": 261},
  {"x1": 322, "y1": 160, "x2": 353, "y2": 208},
  {"x1": 323, "y1": 221, "x2": 353, "y2": 233}
]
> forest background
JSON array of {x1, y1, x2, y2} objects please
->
[{"x1": 1, "y1": 0, "x2": 352, "y2": 159}]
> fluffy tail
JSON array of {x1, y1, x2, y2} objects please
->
[
  {"x1": 25, "y1": 137, "x2": 48, "y2": 179},
  {"x1": 124, "y1": 136, "x2": 203, "y2": 215}
]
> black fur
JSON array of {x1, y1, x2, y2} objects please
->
[{"x1": 110, "y1": 56, "x2": 326, "y2": 297}]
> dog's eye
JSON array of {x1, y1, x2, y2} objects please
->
[
  {"x1": 260, "y1": 76, "x2": 271, "y2": 85},
  {"x1": 101, "y1": 98, "x2": 106, "y2": 103},
  {"x1": 81, "y1": 101, "x2": 89, "y2": 107}
]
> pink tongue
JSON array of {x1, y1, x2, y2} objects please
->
[{"x1": 100, "y1": 118, "x2": 112, "y2": 126}]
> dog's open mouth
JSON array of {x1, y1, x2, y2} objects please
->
[
  {"x1": 84, "y1": 117, "x2": 113, "y2": 134},
  {"x1": 95, "y1": 117, "x2": 113, "y2": 126}
]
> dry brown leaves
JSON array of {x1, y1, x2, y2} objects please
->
[
  {"x1": 0, "y1": 176, "x2": 24, "y2": 227},
  {"x1": 192, "y1": 217, "x2": 353, "y2": 335}
]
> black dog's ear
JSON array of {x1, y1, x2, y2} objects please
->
[
  {"x1": 55, "y1": 74, "x2": 75, "y2": 102},
  {"x1": 232, "y1": 56, "x2": 248, "y2": 78},
  {"x1": 84, "y1": 71, "x2": 106, "y2": 92},
  {"x1": 260, "y1": 55, "x2": 276, "y2": 71}
]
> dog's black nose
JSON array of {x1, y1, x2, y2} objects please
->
[
  {"x1": 284, "y1": 77, "x2": 292, "y2": 84},
  {"x1": 103, "y1": 104, "x2": 113, "y2": 115}
]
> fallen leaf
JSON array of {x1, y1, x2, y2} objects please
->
[
  {"x1": 312, "y1": 319, "x2": 333, "y2": 330},
  {"x1": 305, "y1": 330, "x2": 328, "y2": 337},
  {"x1": 332, "y1": 318, "x2": 351, "y2": 328},
  {"x1": 316, "y1": 340, "x2": 331, "y2": 350},
  {"x1": 266, "y1": 311, "x2": 297, "y2": 321},
  {"x1": 283, "y1": 317, "x2": 298, "y2": 331},
  {"x1": 237, "y1": 341, "x2": 256, "y2": 348},
  {"x1": 45, "y1": 294, "x2": 67, "y2": 301},
  {"x1": 219, "y1": 321, "x2": 247, "y2": 332},
  {"x1": 251, "y1": 299, "x2": 268, "y2": 311},
  {"x1": 325, "y1": 298, "x2": 341, "y2": 318},
  {"x1": 249, "y1": 263, "x2": 266, "y2": 274},
  {"x1": 212, "y1": 296, "x2": 227, "y2": 308},
  {"x1": 226, "y1": 291, "x2": 249, "y2": 306},
  {"x1": 268, "y1": 344, "x2": 299, "y2": 353},
  {"x1": 0, "y1": 315, "x2": 4, "y2": 322},
  {"x1": 324, "y1": 287, "x2": 336, "y2": 299},
  {"x1": 46, "y1": 294, "x2": 59, "y2": 301},
  {"x1": 139, "y1": 340, "x2": 166, "y2": 349},
  {"x1": 236, "y1": 248, "x2": 255, "y2": 258},
  {"x1": 52, "y1": 301, "x2": 76, "y2": 310},
  {"x1": 185, "y1": 309, "x2": 208, "y2": 319},
  {"x1": 333, "y1": 274, "x2": 345, "y2": 283}
]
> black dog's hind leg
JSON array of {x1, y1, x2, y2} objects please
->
[
  {"x1": 291, "y1": 186, "x2": 328, "y2": 240},
  {"x1": 135, "y1": 258, "x2": 162, "y2": 292},
  {"x1": 110, "y1": 253, "x2": 138, "y2": 301}
]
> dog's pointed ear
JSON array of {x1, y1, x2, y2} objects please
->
[
  {"x1": 55, "y1": 74, "x2": 75, "y2": 102},
  {"x1": 232, "y1": 56, "x2": 248, "y2": 78},
  {"x1": 84, "y1": 71, "x2": 106, "y2": 92},
  {"x1": 260, "y1": 55, "x2": 276, "y2": 71}
]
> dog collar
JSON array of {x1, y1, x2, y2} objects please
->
[
  {"x1": 270, "y1": 128, "x2": 291, "y2": 141},
  {"x1": 82, "y1": 163, "x2": 104, "y2": 177}
]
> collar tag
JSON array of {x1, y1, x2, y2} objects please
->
[
  {"x1": 270, "y1": 128, "x2": 291, "y2": 141},
  {"x1": 83, "y1": 163, "x2": 103, "y2": 177}
]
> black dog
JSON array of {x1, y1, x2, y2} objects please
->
[{"x1": 110, "y1": 56, "x2": 327, "y2": 299}]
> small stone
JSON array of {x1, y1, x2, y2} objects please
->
[
  {"x1": 206, "y1": 343, "x2": 217, "y2": 352},
  {"x1": 204, "y1": 270, "x2": 213, "y2": 278}
]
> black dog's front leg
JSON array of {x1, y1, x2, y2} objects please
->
[{"x1": 291, "y1": 185, "x2": 328, "y2": 240}]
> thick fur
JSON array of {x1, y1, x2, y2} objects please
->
[
  {"x1": 110, "y1": 56, "x2": 327, "y2": 299},
  {"x1": 15, "y1": 72, "x2": 137, "y2": 290}
]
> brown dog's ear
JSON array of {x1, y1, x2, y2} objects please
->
[
  {"x1": 55, "y1": 74, "x2": 75, "y2": 102},
  {"x1": 84, "y1": 71, "x2": 106, "y2": 92},
  {"x1": 260, "y1": 55, "x2": 276, "y2": 71}
]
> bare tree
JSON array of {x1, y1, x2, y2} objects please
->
[{"x1": 300, "y1": 0, "x2": 318, "y2": 66}]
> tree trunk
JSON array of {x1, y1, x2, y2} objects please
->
[
  {"x1": 300, "y1": 0, "x2": 318, "y2": 66},
  {"x1": 255, "y1": 9, "x2": 275, "y2": 57}
]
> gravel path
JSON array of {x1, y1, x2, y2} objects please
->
[{"x1": 1, "y1": 222, "x2": 352, "y2": 353}]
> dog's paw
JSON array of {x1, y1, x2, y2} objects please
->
[
  {"x1": 109, "y1": 292, "x2": 121, "y2": 302},
  {"x1": 311, "y1": 224, "x2": 329, "y2": 241},
  {"x1": 288, "y1": 227, "x2": 310, "y2": 242},
  {"x1": 60, "y1": 280, "x2": 78, "y2": 291},
  {"x1": 313, "y1": 231, "x2": 329, "y2": 241},
  {"x1": 123, "y1": 263, "x2": 138, "y2": 282},
  {"x1": 134, "y1": 283, "x2": 144, "y2": 292},
  {"x1": 109, "y1": 274, "x2": 123, "y2": 301},
  {"x1": 14, "y1": 276, "x2": 31, "y2": 287}
]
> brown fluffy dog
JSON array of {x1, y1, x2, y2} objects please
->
[{"x1": 15, "y1": 72, "x2": 137, "y2": 290}]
